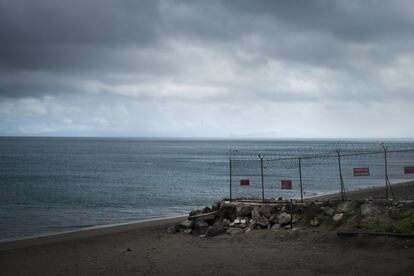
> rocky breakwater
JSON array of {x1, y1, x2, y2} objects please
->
[{"x1": 168, "y1": 199, "x2": 414, "y2": 237}]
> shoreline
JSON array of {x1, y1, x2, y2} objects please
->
[
  {"x1": 310, "y1": 179, "x2": 414, "y2": 201},
  {"x1": 0, "y1": 215, "x2": 186, "y2": 251}
]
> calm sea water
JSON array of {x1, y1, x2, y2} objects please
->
[{"x1": 0, "y1": 137, "x2": 413, "y2": 240}]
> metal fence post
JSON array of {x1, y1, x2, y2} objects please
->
[
  {"x1": 336, "y1": 150, "x2": 346, "y2": 201},
  {"x1": 382, "y1": 144, "x2": 394, "y2": 200},
  {"x1": 258, "y1": 155, "x2": 264, "y2": 203},
  {"x1": 229, "y1": 158, "x2": 232, "y2": 202},
  {"x1": 298, "y1": 157, "x2": 304, "y2": 203}
]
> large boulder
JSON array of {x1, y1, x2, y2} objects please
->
[
  {"x1": 206, "y1": 222, "x2": 226, "y2": 237},
  {"x1": 223, "y1": 219, "x2": 231, "y2": 227},
  {"x1": 219, "y1": 204, "x2": 238, "y2": 220},
  {"x1": 277, "y1": 212, "x2": 291, "y2": 225},
  {"x1": 189, "y1": 210, "x2": 202, "y2": 217},
  {"x1": 337, "y1": 201, "x2": 359, "y2": 213},
  {"x1": 211, "y1": 201, "x2": 221, "y2": 211},
  {"x1": 256, "y1": 216, "x2": 269, "y2": 228},
  {"x1": 322, "y1": 207, "x2": 335, "y2": 217},
  {"x1": 333, "y1": 213, "x2": 344, "y2": 222},
  {"x1": 259, "y1": 205, "x2": 275, "y2": 218},
  {"x1": 251, "y1": 206, "x2": 261, "y2": 220},
  {"x1": 194, "y1": 219, "x2": 209, "y2": 227},
  {"x1": 202, "y1": 206, "x2": 212, "y2": 213},
  {"x1": 237, "y1": 205, "x2": 253, "y2": 217},
  {"x1": 271, "y1": 224, "x2": 281, "y2": 231},
  {"x1": 179, "y1": 219, "x2": 194, "y2": 229},
  {"x1": 194, "y1": 219, "x2": 209, "y2": 235},
  {"x1": 303, "y1": 203, "x2": 322, "y2": 223},
  {"x1": 269, "y1": 214, "x2": 279, "y2": 225}
]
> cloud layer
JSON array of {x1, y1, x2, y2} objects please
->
[{"x1": 1, "y1": 0, "x2": 414, "y2": 138}]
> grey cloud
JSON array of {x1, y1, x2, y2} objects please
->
[{"x1": 1, "y1": 0, "x2": 414, "y2": 106}]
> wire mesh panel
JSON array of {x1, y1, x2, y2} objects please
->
[
  {"x1": 300, "y1": 155, "x2": 342, "y2": 198},
  {"x1": 264, "y1": 158, "x2": 301, "y2": 200},
  {"x1": 387, "y1": 149, "x2": 414, "y2": 184},
  {"x1": 230, "y1": 159, "x2": 262, "y2": 200},
  {"x1": 340, "y1": 151, "x2": 385, "y2": 193}
]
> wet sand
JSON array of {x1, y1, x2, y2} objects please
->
[{"x1": 1, "y1": 182, "x2": 414, "y2": 276}]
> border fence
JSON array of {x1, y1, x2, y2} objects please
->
[{"x1": 229, "y1": 144, "x2": 414, "y2": 202}]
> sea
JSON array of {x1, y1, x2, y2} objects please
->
[{"x1": 1, "y1": 137, "x2": 413, "y2": 240}]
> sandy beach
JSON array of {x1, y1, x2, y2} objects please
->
[{"x1": 1, "y1": 183, "x2": 414, "y2": 276}]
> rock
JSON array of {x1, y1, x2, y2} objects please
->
[
  {"x1": 322, "y1": 207, "x2": 335, "y2": 217},
  {"x1": 256, "y1": 216, "x2": 269, "y2": 228},
  {"x1": 226, "y1": 228, "x2": 243, "y2": 235},
  {"x1": 237, "y1": 206, "x2": 253, "y2": 217},
  {"x1": 193, "y1": 219, "x2": 209, "y2": 235},
  {"x1": 202, "y1": 206, "x2": 212, "y2": 213},
  {"x1": 211, "y1": 201, "x2": 221, "y2": 211},
  {"x1": 189, "y1": 210, "x2": 201, "y2": 217},
  {"x1": 277, "y1": 212, "x2": 291, "y2": 225},
  {"x1": 223, "y1": 219, "x2": 231, "y2": 227},
  {"x1": 337, "y1": 201, "x2": 359, "y2": 213},
  {"x1": 278, "y1": 197, "x2": 283, "y2": 201},
  {"x1": 333, "y1": 213, "x2": 344, "y2": 222},
  {"x1": 167, "y1": 224, "x2": 179, "y2": 234},
  {"x1": 269, "y1": 214, "x2": 279, "y2": 225},
  {"x1": 183, "y1": 229, "x2": 192, "y2": 235},
  {"x1": 249, "y1": 219, "x2": 257, "y2": 228},
  {"x1": 188, "y1": 211, "x2": 217, "y2": 222},
  {"x1": 360, "y1": 203, "x2": 382, "y2": 217},
  {"x1": 234, "y1": 217, "x2": 242, "y2": 224},
  {"x1": 310, "y1": 218, "x2": 319, "y2": 227},
  {"x1": 219, "y1": 204, "x2": 237, "y2": 220},
  {"x1": 251, "y1": 207, "x2": 261, "y2": 220},
  {"x1": 259, "y1": 205, "x2": 274, "y2": 218},
  {"x1": 194, "y1": 219, "x2": 209, "y2": 229},
  {"x1": 271, "y1": 224, "x2": 281, "y2": 231},
  {"x1": 179, "y1": 219, "x2": 194, "y2": 229},
  {"x1": 206, "y1": 222, "x2": 226, "y2": 237},
  {"x1": 303, "y1": 203, "x2": 322, "y2": 223}
]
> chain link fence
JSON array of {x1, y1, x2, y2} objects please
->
[{"x1": 229, "y1": 145, "x2": 414, "y2": 202}]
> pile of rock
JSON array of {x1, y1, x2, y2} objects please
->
[{"x1": 168, "y1": 199, "x2": 414, "y2": 237}]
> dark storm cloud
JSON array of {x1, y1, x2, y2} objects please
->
[{"x1": 1, "y1": 0, "x2": 414, "y2": 102}]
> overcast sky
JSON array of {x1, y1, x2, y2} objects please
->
[{"x1": 1, "y1": 0, "x2": 414, "y2": 138}]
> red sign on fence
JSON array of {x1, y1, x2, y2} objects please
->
[
  {"x1": 353, "y1": 167, "x2": 370, "y2": 176},
  {"x1": 404, "y1": 166, "x2": 414, "y2": 174},
  {"x1": 281, "y1": 180, "x2": 292, "y2": 189},
  {"x1": 240, "y1": 179, "x2": 250, "y2": 186}
]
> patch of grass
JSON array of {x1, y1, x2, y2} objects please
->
[
  {"x1": 358, "y1": 222, "x2": 393, "y2": 232},
  {"x1": 395, "y1": 217, "x2": 414, "y2": 233},
  {"x1": 319, "y1": 216, "x2": 334, "y2": 226},
  {"x1": 393, "y1": 208, "x2": 414, "y2": 233},
  {"x1": 398, "y1": 208, "x2": 411, "y2": 219}
]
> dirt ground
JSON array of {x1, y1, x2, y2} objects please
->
[{"x1": 1, "y1": 221, "x2": 414, "y2": 276}]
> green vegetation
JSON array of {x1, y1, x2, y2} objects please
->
[
  {"x1": 358, "y1": 222, "x2": 393, "y2": 232},
  {"x1": 395, "y1": 208, "x2": 414, "y2": 233}
]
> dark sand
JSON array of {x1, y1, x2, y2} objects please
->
[
  {"x1": 312, "y1": 180, "x2": 414, "y2": 201},
  {"x1": 1, "y1": 183, "x2": 414, "y2": 276}
]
